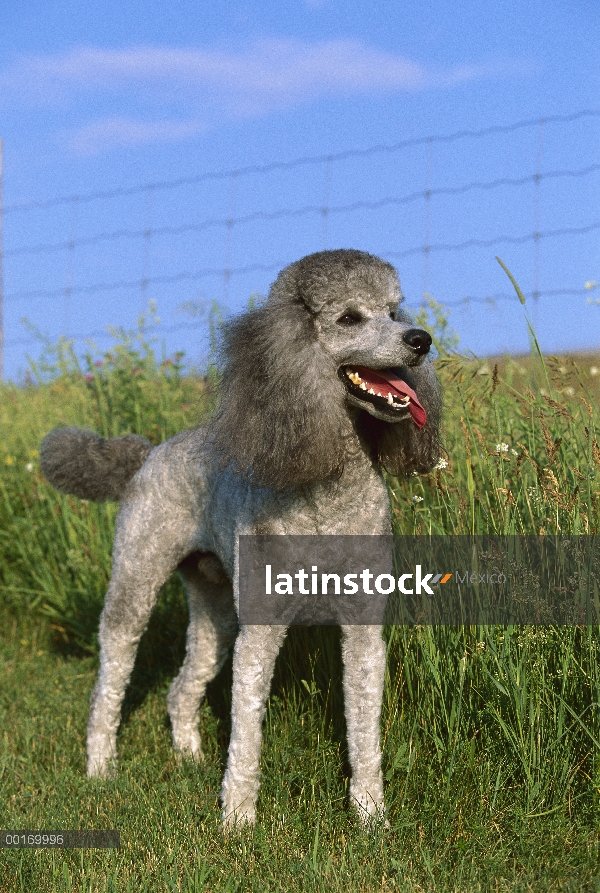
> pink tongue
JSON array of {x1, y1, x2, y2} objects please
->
[{"x1": 353, "y1": 366, "x2": 427, "y2": 428}]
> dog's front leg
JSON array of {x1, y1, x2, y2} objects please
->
[
  {"x1": 220, "y1": 624, "x2": 287, "y2": 826},
  {"x1": 341, "y1": 625, "x2": 387, "y2": 823}
]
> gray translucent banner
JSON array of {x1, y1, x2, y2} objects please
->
[
  {"x1": 238, "y1": 536, "x2": 599, "y2": 625},
  {"x1": 1, "y1": 830, "x2": 120, "y2": 848}
]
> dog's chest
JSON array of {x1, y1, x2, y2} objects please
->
[{"x1": 248, "y1": 464, "x2": 391, "y2": 536}]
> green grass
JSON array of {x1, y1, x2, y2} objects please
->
[{"x1": 1, "y1": 314, "x2": 600, "y2": 891}]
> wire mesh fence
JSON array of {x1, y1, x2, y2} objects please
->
[{"x1": 1, "y1": 109, "x2": 599, "y2": 379}]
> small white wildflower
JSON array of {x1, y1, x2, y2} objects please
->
[
  {"x1": 590, "y1": 366, "x2": 598, "y2": 377},
  {"x1": 411, "y1": 495, "x2": 424, "y2": 503},
  {"x1": 563, "y1": 386, "x2": 575, "y2": 397},
  {"x1": 25, "y1": 462, "x2": 34, "y2": 472},
  {"x1": 495, "y1": 443, "x2": 509, "y2": 453},
  {"x1": 434, "y1": 458, "x2": 448, "y2": 470},
  {"x1": 511, "y1": 449, "x2": 518, "y2": 457}
]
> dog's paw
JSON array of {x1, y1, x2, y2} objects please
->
[
  {"x1": 349, "y1": 780, "x2": 387, "y2": 830},
  {"x1": 174, "y1": 749, "x2": 204, "y2": 766},
  {"x1": 221, "y1": 802, "x2": 256, "y2": 830},
  {"x1": 87, "y1": 755, "x2": 118, "y2": 779},
  {"x1": 354, "y1": 805, "x2": 389, "y2": 831},
  {"x1": 220, "y1": 781, "x2": 258, "y2": 829},
  {"x1": 87, "y1": 732, "x2": 118, "y2": 779},
  {"x1": 169, "y1": 713, "x2": 204, "y2": 762}
]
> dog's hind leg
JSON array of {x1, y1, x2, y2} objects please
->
[
  {"x1": 220, "y1": 624, "x2": 288, "y2": 825},
  {"x1": 341, "y1": 625, "x2": 387, "y2": 822},
  {"x1": 87, "y1": 514, "x2": 196, "y2": 778},
  {"x1": 167, "y1": 553, "x2": 237, "y2": 760}
]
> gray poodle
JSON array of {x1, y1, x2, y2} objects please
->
[{"x1": 41, "y1": 249, "x2": 442, "y2": 825}]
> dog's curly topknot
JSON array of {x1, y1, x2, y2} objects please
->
[{"x1": 40, "y1": 427, "x2": 153, "y2": 502}]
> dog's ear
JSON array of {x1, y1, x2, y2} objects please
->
[
  {"x1": 362, "y1": 360, "x2": 443, "y2": 476},
  {"x1": 208, "y1": 291, "x2": 349, "y2": 490}
]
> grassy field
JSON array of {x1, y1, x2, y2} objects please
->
[{"x1": 1, "y1": 313, "x2": 599, "y2": 891}]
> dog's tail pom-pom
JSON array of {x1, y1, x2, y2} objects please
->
[{"x1": 40, "y1": 427, "x2": 153, "y2": 502}]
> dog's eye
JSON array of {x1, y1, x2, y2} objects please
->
[{"x1": 337, "y1": 312, "x2": 363, "y2": 326}]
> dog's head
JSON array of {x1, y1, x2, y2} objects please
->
[{"x1": 210, "y1": 249, "x2": 442, "y2": 489}]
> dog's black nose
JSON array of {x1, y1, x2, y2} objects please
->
[{"x1": 402, "y1": 328, "x2": 432, "y2": 355}]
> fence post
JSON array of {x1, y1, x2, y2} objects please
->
[{"x1": 0, "y1": 139, "x2": 4, "y2": 382}]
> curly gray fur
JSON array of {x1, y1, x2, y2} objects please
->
[
  {"x1": 40, "y1": 248, "x2": 443, "y2": 827},
  {"x1": 40, "y1": 427, "x2": 153, "y2": 501},
  {"x1": 209, "y1": 249, "x2": 442, "y2": 488}
]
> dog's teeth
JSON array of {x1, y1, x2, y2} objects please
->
[
  {"x1": 368, "y1": 388, "x2": 375, "y2": 395},
  {"x1": 347, "y1": 370, "x2": 363, "y2": 385},
  {"x1": 387, "y1": 394, "x2": 394, "y2": 404},
  {"x1": 360, "y1": 383, "x2": 367, "y2": 390}
]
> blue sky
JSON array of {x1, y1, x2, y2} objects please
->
[{"x1": 1, "y1": 0, "x2": 599, "y2": 379}]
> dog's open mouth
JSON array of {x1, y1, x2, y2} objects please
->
[{"x1": 341, "y1": 365, "x2": 427, "y2": 428}]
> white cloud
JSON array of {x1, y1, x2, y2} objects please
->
[
  {"x1": 65, "y1": 116, "x2": 208, "y2": 156},
  {"x1": 2, "y1": 40, "x2": 431, "y2": 105},
  {"x1": 0, "y1": 39, "x2": 527, "y2": 153}
]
